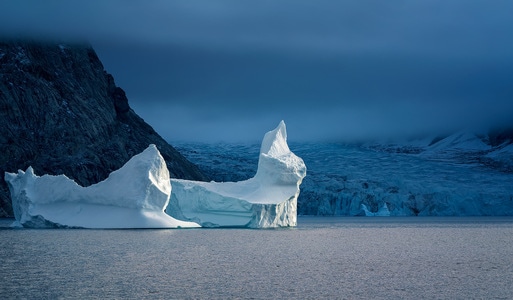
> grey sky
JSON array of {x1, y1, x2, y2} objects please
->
[{"x1": 1, "y1": 0, "x2": 513, "y2": 142}]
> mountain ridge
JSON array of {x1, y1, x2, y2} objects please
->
[{"x1": 0, "y1": 40, "x2": 208, "y2": 217}]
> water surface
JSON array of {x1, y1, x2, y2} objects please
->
[{"x1": 1, "y1": 217, "x2": 512, "y2": 299}]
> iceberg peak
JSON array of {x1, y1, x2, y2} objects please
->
[
  {"x1": 260, "y1": 120, "x2": 289, "y2": 156},
  {"x1": 256, "y1": 121, "x2": 306, "y2": 186}
]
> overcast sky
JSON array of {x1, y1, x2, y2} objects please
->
[{"x1": 1, "y1": 0, "x2": 513, "y2": 142}]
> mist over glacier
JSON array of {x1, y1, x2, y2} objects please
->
[{"x1": 2, "y1": 0, "x2": 512, "y2": 142}]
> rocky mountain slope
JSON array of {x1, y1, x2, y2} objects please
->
[{"x1": 0, "y1": 40, "x2": 208, "y2": 217}]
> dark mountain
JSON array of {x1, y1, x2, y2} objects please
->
[{"x1": 0, "y1": 40, "x2": 208, "y2": 217}]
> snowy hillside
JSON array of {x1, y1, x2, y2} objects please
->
[
  {"x1": 365, "y1": 131, "x2": 513, "y2": 172},
  {"x1": 176, "y1": 136, "x2": 513, "y2": 216}
]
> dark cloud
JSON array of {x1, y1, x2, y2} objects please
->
[{"x1": 2, "y1": 0, "x2": 513, "y2": 141}]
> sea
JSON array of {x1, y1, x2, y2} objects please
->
[{"x1": 2, "y1": 216, "x2": 513, "y2": 299}]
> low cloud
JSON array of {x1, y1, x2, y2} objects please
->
[{"x1": 2, "y1": 0, "x2": 513, "y2": 141}]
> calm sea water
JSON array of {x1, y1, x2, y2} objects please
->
[{"x1": 1, "y1": 217, "x2": 513, "y2": 299}]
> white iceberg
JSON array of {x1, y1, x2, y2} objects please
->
[
  {"x1": 360, "y1": 203, "x2": 391, "y2": 217},
  {"x1": 167, "y1": 121, "x2": 306, "y2": 228},
  {"x1": 4, "y1": 145, "x2": 200, "y2": 229}
]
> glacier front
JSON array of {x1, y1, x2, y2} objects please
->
[
  {"x1": 4, "y1": 145, "x2": 200, "y2": 229},
  {"x1": 167, "y1": 121, "x2": 306, "y2": 228}
]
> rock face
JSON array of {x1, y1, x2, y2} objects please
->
[
  {"x1": 0, "y1": 40, "x2": 208, "y2": 217},
  {"x1": 4, "y1": 145, "x2": 200, "y2": 228},
  {"x1": 168, "y1": 121, "x2": 306, "y2": 228}
]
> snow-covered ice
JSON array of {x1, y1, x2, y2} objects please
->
[
  {"x1": 167, "y1": 121, "x2": 306, "y2": 228},
  {"x1": 483, "y1": 143, "x2": 513, "y2": 172},
  {"x1": 4, "y1": 145, "x2": 200, "y2": 229},
  {"x1": 427, "y1": 132, "x2": 490, "y2": 152}
]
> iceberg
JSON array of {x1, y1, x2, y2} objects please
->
[
  {"x1": 360, "y1": 203, "x2": 391, "y2": 217},
  {"x1": 4, "y1": 145, "x2": 200, "y2": 229},
  {"x1": 167, "y1": 121, "x2": 306, "y2": 228}
]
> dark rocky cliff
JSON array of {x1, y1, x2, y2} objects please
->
[{"x1": 0, "y1": 41, "x2": 208, "y2": 217}]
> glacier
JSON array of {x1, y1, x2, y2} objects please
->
[
  {"x1": 167, "y1": 121, "x2": 306, "y2": 228},
  {"x1": 4, "y1": 145, "x2": 200, "y2": 229},
  {"x1": 175, "y1": 132, "x2": 513, "y2": 217}
]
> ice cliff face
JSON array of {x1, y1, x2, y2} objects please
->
[
  {"x1": 168, "y1": 121, "x2": 306, "y2": 228},
  {"x1": 0, "y1": 41, "x2": 207, "y2": 217},
  {"x1": 4, "y1": 145, "x2": 200, "y2": 228}
]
